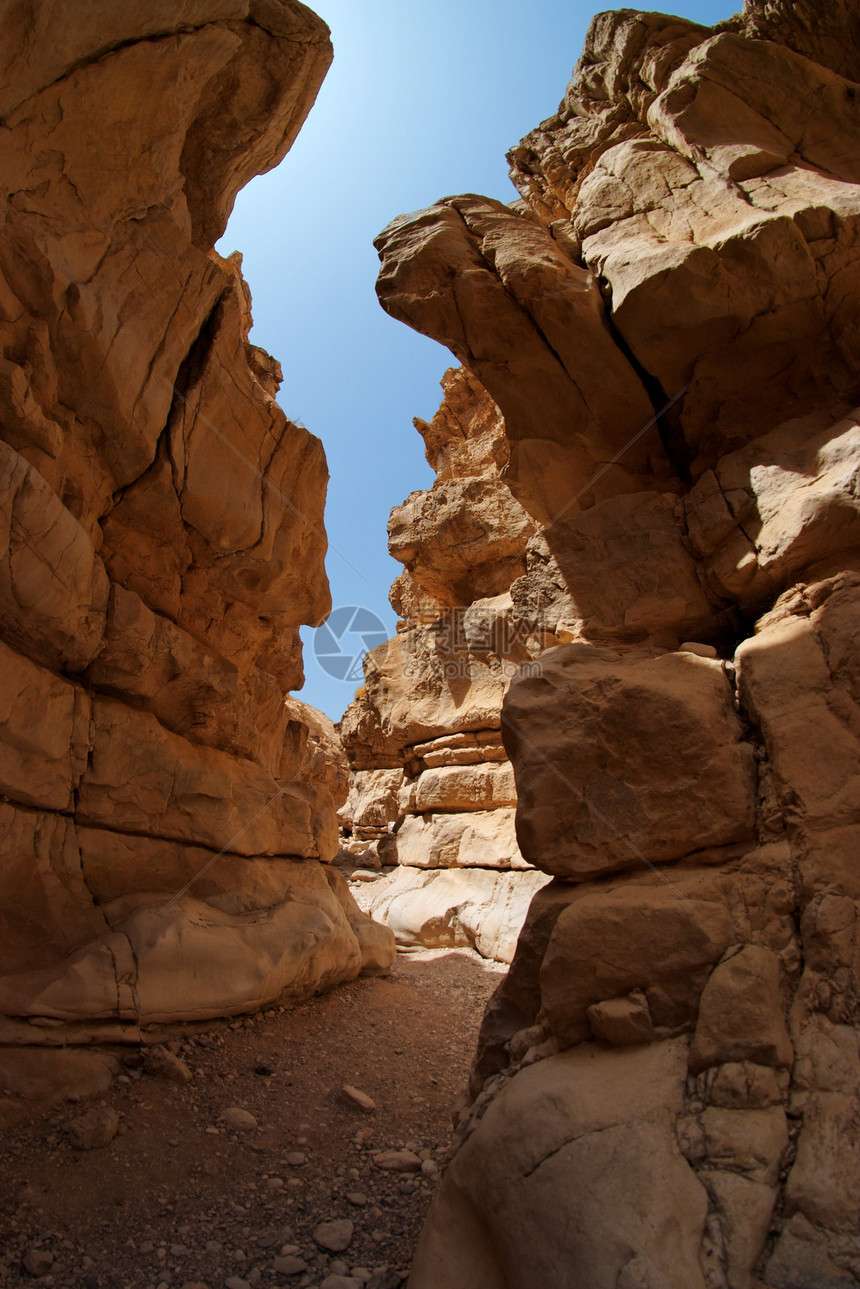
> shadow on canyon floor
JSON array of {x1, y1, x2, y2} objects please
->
[{"x1": 0, "y1": 949, "x2": 504, "y2": 1289}]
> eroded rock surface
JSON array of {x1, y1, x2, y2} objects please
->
[
  {"x1": 0, "y1": 0, "x2": 393, "y2": 1037},
  {"x1": 340, "y1": 370, "x2": 550, "y2": 964},
  {"x1": 375, "y1": 4, "x2": 860, "y2": 1286}
]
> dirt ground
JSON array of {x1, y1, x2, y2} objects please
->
[{"x1": 0, "y1": 949, "x2": 504, "y2": 1289}]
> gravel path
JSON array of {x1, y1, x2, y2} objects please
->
[{"x1": 0, "y1": 949, "x2": 503, "y2": 1289}]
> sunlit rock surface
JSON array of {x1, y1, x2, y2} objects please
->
[
  {"x1": 0, "y1": 0, "x2": 394, "y2": 1037},
  {"x1": 339, "y1": 369, "x2": 551, "y2": 965},
  {"x1": 372, "y1": 3, "x2": 860, "y2": 1285}
]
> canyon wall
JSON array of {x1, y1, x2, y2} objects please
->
[
  {"x1": 364, "y1": 4, "x2": 860, "y2": 1287},
  {"x1": 0, "y1": 0, "x2": 393, "y2": 1040},
  {"x1": 339, "y1": 367, "x2": 550, "y2": 964}
]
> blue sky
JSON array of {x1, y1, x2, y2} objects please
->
[{"x1": 218, "y1": 0, "x2": 736, "y2": 719}]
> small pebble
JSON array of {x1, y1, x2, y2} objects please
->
[
  {"x1": 22, "y1": 1249, "x2": 54, "y2": 1277},
  {"x1": 272, "y1": 1254, "x2": 307, "y2": 1275},
  {"x1": 219, "y1": 1108, "x2": 257, "y2": 1132},
  {"x1": 367, "y1": 1273, "x2": 405, "y2": 1289},
  {"x1": 371, "y1": 1150, "x2": 421, "y2": 1173},
  {"x1": 65, "y1": 1108, "x2": 119, "y2": 1151},
  {"x1": 314, "y1": 1220, "x2": 354, "y2": 1254},
  {"x1": 143, "y1": 1045, "x2": 193, "y2": 1084},
  {"x1": 342, "y1": 1085, "x2": 376, "y2": 1114}
]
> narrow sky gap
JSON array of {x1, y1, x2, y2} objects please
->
[{"x1": 217, "y1": 0, "x2": 736, "y2": 719}]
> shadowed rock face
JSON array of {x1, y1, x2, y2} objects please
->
[
  {"x1": 0, "y1": 0, "x2": 394, "y2": 1035},
  {"x1": 364, "y1": 3, "x2": 860, "y2": 1285}
]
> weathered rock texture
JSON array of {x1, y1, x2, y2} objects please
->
[
  {"x1": 370, "y1": 4, "x2": 860, "y2": 1286},
  {"x1": 0, "y1": 0, "x2": 393, "y2": 1038},
  {"x1": 340, "y1": 368, "x2": 551, "y2": 964}
]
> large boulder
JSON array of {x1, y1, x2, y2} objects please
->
[
  {"x1": 502, "y1": 646, "x2": 756, "y2": 880},
  {"x1": 410, "y1": 1041, "x2": 709, "y2": 1289}
]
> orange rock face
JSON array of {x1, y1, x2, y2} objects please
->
[
  {"x1": 366, "y1": 3, "x2": 860, "y2": 1285},
  {"x1": 0, "y1": 1, "x2": 393, "y2": 1033}
]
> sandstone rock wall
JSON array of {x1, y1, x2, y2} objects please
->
[
  {"x1": 366, "y1": 4, "x2": 860, "y2": 1286},
  {"x1": 340, "y1": 368, "x2": 550, "y2": 964},
  {"x1": 0, "y1": 0, "x2": 393, "y2": 1038}
]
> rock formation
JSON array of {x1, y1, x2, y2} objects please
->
[
  {"x1": 339, "y1": 367, "x2": 551, "y2": 964},
  {"x1": 365, "y1": 4, "x2": 860, "y2": 1286},
  {"x1": 0, "y1": 0, "x2": 394, "y2": 1038}
]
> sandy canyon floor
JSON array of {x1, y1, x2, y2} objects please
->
[{"x1": 0, "y1": 949, "x2": 503, "y2": 1289}]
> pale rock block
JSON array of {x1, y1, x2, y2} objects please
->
[
  {"x1": 339, "y1": 768, "x2": 406, "y2": 829},
  {"x1": 354, "y1": 865, "x2": 551, "y2": 965},
  {"x1": 412, "y1": 762, "x2": 517, "y2": 814},
  {"x1": 323, "y1": 865, "x2": 396, "y2": 976},
  {"x1": 394, "y1": 809, "x2": 529, "y2": 870}
]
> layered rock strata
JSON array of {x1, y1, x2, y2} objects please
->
[
  {"x1": 366, "y1": 5, "x2": 860, "y2": 1286},
  {"x1": 340, "y1": 368, "x2": 550, "y2": 964},
  {"x1": 0, "y1": 0, "x2": 393, "y2": 1038}
]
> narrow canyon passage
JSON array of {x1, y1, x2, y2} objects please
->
[
  {"x1": 0, "y1": 949, "x2": 502, "y2": 1288},
  {"x1": 2, "y1": 2, "x2": 860, "y2": 1288}
]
